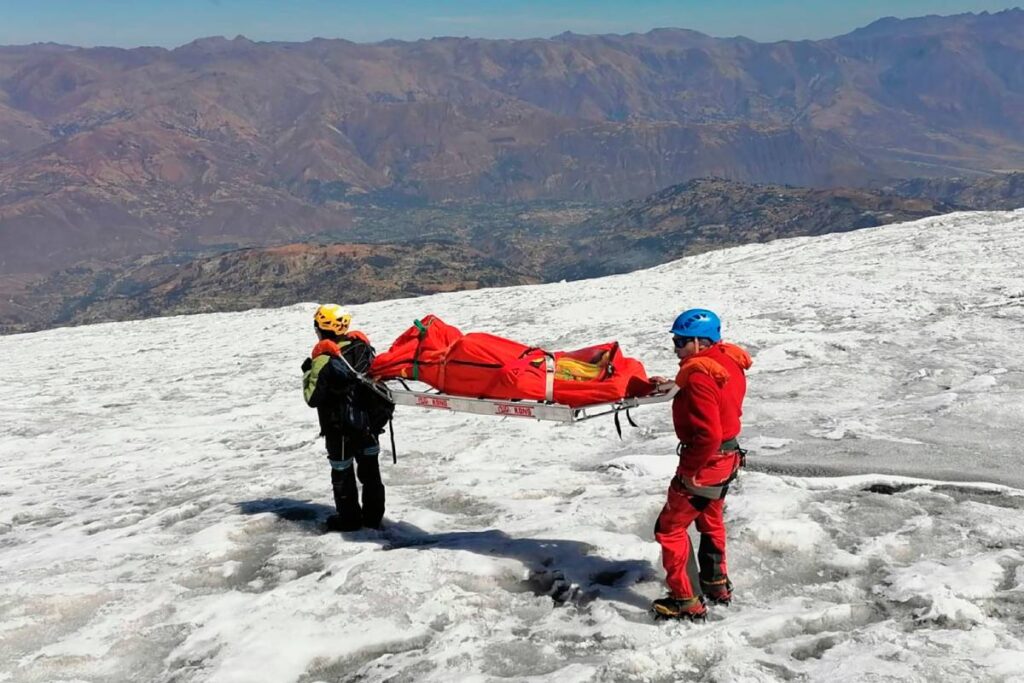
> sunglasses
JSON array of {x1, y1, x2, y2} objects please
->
[{"x1": 672, "y1": 336, "x2": 691, "y2": 348}]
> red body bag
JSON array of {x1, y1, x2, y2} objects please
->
[{"x1": 369, "y1": 315, "x2": 653, "y2": 408}]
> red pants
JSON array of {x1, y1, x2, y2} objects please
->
[{"x1": 654, "y1": 479, "x2": 729, "y2": 599}]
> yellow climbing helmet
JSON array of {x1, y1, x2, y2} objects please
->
[{"x1": 313, "y1": 303, "x2": 352, "y2": 334}]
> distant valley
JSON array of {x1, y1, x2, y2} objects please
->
[{"x1": 5, "y1": 173, "x2": 1021, "y2": 334}]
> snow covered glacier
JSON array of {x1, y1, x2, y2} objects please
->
[{"x1": 2, "y1": 210, "x2": 1024, "y2": 682}]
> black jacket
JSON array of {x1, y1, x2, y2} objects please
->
[{"x1": 302, "y1": 335, "x2": 377, "y2": 455}]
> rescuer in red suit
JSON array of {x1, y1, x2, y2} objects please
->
[{"x1": 648, "y1": 308, "x2": 752, "y2": 621}]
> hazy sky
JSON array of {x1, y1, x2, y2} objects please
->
[{"x1": 0, "y1": 0, "x2": 1020, "y2": 48}]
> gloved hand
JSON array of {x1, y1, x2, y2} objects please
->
[
  {"x1": 301, "y1": 357, "x2": 312, "y2": 373},
  {"x1": 648, "y1": 376, "x2": 676, "y2": 394}
]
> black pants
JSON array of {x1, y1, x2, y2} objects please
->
[{"x1": 327, "y1": 434, "x2": 385, "y2": 528}]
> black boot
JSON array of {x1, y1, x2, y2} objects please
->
[
  {"x1": 701, "y1": 578, "x2": 733, "y2": 606},
  {"x1": 325, "y1": 513, "x2": 362, "y2": 532},
  {"x1": 329, "y1": 460, "x2": 362, "y2": 531},
  {"x1": 355, "y1": 452, "x2": 385, "y2": 529}
]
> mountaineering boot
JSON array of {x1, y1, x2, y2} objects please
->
[
  {"x1": 325, "y1": 514, "x2": 362, "y2": 532},
  {"x1": 330, "y1": 461, "x2": 363, "y2": 530},
  {"x1": 651, "y1": 595, "x2": 707, "y2": 621},
  {"x1": 701, "y1": 578, "x2": 733, "y2": 606},
  {"x1": 354, "y1": 450, "x2": 385, "y2": 530}
]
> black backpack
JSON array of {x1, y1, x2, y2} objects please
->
[
  {"x1": 355, "y1": 380, "x2": 395, "y2": 435},
  {"x1": 334, "y1": 347, "x2": 398, "y2": 460}
]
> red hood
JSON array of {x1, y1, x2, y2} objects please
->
[
  {"x1": 311, "y1": 339, "x2": 341, "y2": 359},
  {"x1": 674, "y1": 342, "x2": 752, "y2": 387},
  {"x1": 310, "y1": 330, "x2": 372, "y2": 359}
]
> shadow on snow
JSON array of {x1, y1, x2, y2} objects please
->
[{"x1": 236, "y1": 497, "x2": 656, "y2": 610}]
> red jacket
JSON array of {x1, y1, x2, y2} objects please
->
[{"x1": 672, "y1": 342, "x2": 752, "y2": 484}]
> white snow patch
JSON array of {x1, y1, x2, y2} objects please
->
[{"x1": 2, "y1": 209, "x2": 1024, "y2": 680}]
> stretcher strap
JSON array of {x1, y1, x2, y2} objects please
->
[
  {"x1": 544, "y1": 354, "x2": 555, "y2": 403},
  {"x1": 389, "y1": 419, "x2": 397, "y2": 464},
  {"x1": 613, "y1": 408, "x2": 640, "y2": 438},
  {"x1": 411, "y1": 318, "x2": 427, "y2": 381}
]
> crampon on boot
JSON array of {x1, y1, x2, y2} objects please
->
[
  {"x1": 701, "y1": 578, "x2": 733, "y2": 606},
  {"x1": 651, "y1": 595, "x2": 707, "y2": 621}
]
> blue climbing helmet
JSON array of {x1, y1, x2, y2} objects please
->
[{"x1": 670, "y1": 308, "x2": 721, "y2": 342}]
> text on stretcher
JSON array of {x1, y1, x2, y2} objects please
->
[
  {"x1": 495, "y1": 404, "x2": 536, "y2": 418},
  {"x1": 416, "y1": 396, "x2": 451, "y2": 409}
]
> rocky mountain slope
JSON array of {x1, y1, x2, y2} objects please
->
[
  {"x1": 546, "y1": 178, "x2": 951, "y2": 279},
  {"x1": 889, "y1": 171, "x2": 1024, "y2": 210},
  {"x1": 3, "y1": 10, "x2": 1024, "y2": 278},
  {"x1": 4, "y1": 242, "x2": 536, "y2": 332},
  {"x1": 3, "y1": 178, "x2": 954, "y2": 333}
]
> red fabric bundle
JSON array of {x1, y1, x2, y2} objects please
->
[{"x1": 369, "y1": 314, "x2": 653, "y2": 407}]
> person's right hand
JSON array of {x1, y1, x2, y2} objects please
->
[{"x1": 649, "y1": 376, "x2": 677, "y2": 394}]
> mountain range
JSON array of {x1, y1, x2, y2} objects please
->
[{"x1": 2, "y1": 10, "x2": 1024, "y2": 279}]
